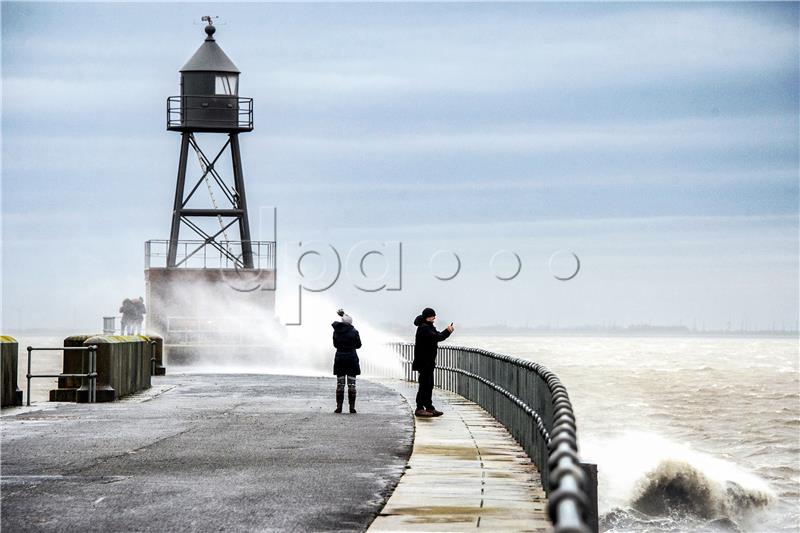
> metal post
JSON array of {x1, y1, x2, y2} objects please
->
[
  {"x1": 89, "y1": 345, "x2": 97, "y2": 403},
  {"x1": 167, "y1": 132, "x2": 191, "y2": 267},
  {"x1": 230, "y1": 133, "x2": 254, "y2": 268},
  {"x1": 26, "y1": 346, "x2": 32, "y2": 406}
]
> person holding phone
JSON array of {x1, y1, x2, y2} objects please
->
[{"x1": 412, "y1": 307, "x2": 455, "y2": 417}]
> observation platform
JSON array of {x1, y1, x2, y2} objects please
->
[{"x1": 1, "y1": 374, "x2": 551, "y2": 532}]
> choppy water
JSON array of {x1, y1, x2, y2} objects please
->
[{"x1": 457, "y1": 335, "x2": 800, "y2": 533}]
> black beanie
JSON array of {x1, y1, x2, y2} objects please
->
[{"x1": 421, "y1": 307, "x2": 436, "y2": 319}]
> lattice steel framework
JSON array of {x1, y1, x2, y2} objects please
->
[{"x1": 167, "y1": 132, "x2": 253, "y2": 269}]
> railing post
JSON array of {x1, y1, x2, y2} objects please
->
[
  {"x1": 89, "y1": 345, "x2": 97, "y2": 404},
  {"x1": 150, "y1": 340, "x2": 157, "y2": 376},
  {"x1": 26, "y1": 346, "x2": 32, "y2": 406}
]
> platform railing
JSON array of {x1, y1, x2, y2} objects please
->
[
  {"x1": 388, "y1": 342, "x2": 597, "y2": 533},
  {"x1": 145, "y1": 240, "x2": 276, "y2": 270},
  {"x1": 26, "y1": 345, "x2": 97, "y2": 405},
  {"x1": 164, "y1": 316, "x2": 268, "y2": 345},
  {"x1": 167, "y1": 96, "x2": 253, "y2": 131}
]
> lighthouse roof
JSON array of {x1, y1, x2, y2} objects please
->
[{"x1": 180, "y1": 24, "x2": 240, "y2": 74}]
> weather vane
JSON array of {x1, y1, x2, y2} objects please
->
[{"x1": 196, "y1": 15, "x2": 225, "y2": 27}]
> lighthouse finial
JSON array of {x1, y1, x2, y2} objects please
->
[{"x1": 202, "y1": 15, "x2": 217, "y2": 40}]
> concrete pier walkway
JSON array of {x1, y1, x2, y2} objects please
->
[
  {"x1": 369, "y1": 384, "x2": 551, "y2": 533},
  {"x1": 2, "y1": 374, "x2": 551, "y2": 532},
  {"x1": 1, "y1": 374, "x2": 412, "y2": 532}
]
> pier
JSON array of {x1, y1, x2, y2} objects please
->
[
  {"x1": 1, "y1": 341, "x2": 597, "y2": 532},
  {"x1": 1, "y1": 20, "x2": 597, "y2": 532},
  {"x1": 1, "y1": 374, "x2": 412, "y2": 532}
]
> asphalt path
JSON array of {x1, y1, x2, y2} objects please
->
[{"x1": 1, "y1": 374, "x2": 413, "y2": 532}]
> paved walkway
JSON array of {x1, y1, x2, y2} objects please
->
[
  {"x1": 368, "y1": 383, "x2": 551, "y2": 532},
  {"x1": 1, "y1": 374, "x2": 412, "y2": 532},
  {"x1": 2, "y1": 375, "x2": 550, "y2": 532}
]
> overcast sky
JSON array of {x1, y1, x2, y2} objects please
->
[{"x1": 2, "y1": 2, "x2": 798, "y2": 331}]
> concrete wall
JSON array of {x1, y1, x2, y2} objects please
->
[
  {"x1": 50, "y1": 336, "x2": 153, "y2": 402},
  {"x1": 1, "y1": 336, "x2": 23, "y2": 407}
]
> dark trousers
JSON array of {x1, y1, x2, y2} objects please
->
[{"x1": 416, "y1": 367, "x2": 435, "y2": 410}]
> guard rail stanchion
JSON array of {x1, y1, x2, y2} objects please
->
[
  {"x1": 26, "y1": 346, "x2": 32, "y2": 406},
  {"x1": 26, "y1": 345, "x2": 100, "y2": 406},
  {"x1": 150, "y1": 340, "x2": 157, "y2": 376},
  {"x1": 89, "y1": 345, "x2": 97, "y2": 403}
]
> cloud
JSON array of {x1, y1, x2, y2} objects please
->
[
  {"x1": 2, "y1": 2, "x2": 797, "y2": 330},
  {"x1": 243, "y1": 4, "x2": 797, "y2": 97},
  {"x1": 245, "y1": 114, "x2": 795, "y2": 155}
]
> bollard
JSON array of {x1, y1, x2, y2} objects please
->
[
  {"x1": 47, "y1": 336, "x2": 152, "y2": 403},
  {"x1": 145, "y1": 334, "x2": 166, "y2": 375},
  {"x1": 0, "y1": 337, "x2": 23, "y2": 407},
  {"x1": 50, "y1": 335, "x2": 95, "y2": 402},
  {"x1": 102, "y1": 316, "x2": 117, "y2": 335}
]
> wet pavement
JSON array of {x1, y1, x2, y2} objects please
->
[
  {"x1": 1, "y1": 374, "x2": 413, "y2": 532},
  {"x1": 368, "y1": 383, "x2": 551, "y2": 533}
]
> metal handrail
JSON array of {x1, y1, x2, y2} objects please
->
[
  {"x1": 167, "y1": 96, "x2": 253, "y2": 130},
  {"x1": 26, "y1": 345, "x2": 97, "y2": 405},
  {"x1": 144, "y1": 240, "x2": 276, "y2": 270},
  {"x1": 387, "y1": 342, "x2": 595, "y2": 533}
]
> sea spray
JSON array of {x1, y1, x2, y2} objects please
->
[
  {"x1": 162, "y1": 282, "x2": 403, "y2": 376},
  {"x1": 631, "y1": 459, "x2": 771, "y2": 519},
  {"x1": 582, "y1": 431, "x2": 774, "y2": 531}
]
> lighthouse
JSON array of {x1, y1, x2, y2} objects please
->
[
  {"x1": 167, "y1": 18, "x2": 254, "y2": 268},
  {"x1": 145, "y1": 18, "x2": 276, "y2": 364}
]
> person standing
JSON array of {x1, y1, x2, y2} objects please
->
[
  {"x1": 412, "y1": 307, "x2": 454, "y2": 417},
  {"x1": 332, "y1": 309, "x2": 361, "y2": 414},
  {"x1": 132, "y1": 297, "x2": 146, "y2": 335},
  {"x1": 119, "y1": 298, "x2": 136, "y2": 335}
]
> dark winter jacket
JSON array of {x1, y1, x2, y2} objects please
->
[
  {"x1": 133, "y1": 300, "x2": 146, "y2": 321},
  {"x1": 412, "y1": 315, "x2": 451, "y2": 371},
  {"x1": 332, "y1": 321, "x2": 362, "y2": 376},
  {"x1": 119, "y1": 299, "x2": 136, "y2": 322}
]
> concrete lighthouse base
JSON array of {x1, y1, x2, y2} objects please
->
[{"x1": 144, "y1": 267, "x2": 277, "y2": 366}]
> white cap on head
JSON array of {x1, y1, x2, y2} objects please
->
[{"x1": 341, "y1": 314, "x2": 353, "y2": 325}]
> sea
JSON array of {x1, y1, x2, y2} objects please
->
[
  {"x1": 456, "y1": 334, "x2": 799, "y2": 533},
  {"x1": 11, "y1": 333, "x2": 799, "y2": 533}
]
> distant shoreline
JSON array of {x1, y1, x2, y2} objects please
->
[
  {"x1": 380, "y1": 325, "x2": 799, "y2": 339},
  {"x1": 4, "y1": 327, "x2": 798, "y2": 340},
  {"x1": 456, "y1": 329, "x2": 800, "y2": 339}
]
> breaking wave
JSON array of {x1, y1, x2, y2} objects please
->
[
  {"x1": 632, "y1": 459, "x2": 771, "y2": 519},
  {"x1": 582, "y1": 432, "x2": 776, "y2": 532}
]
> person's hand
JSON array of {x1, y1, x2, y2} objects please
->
[{"x1": 447, "y1": 323, "x2": 455, "y2": 333}]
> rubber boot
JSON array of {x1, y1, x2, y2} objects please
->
[
  {"x1": 348, "y1": 385, "x2": 357, "y2": 414},
  {"x1": 334, "y1": 387, "x2": 344, "y2": 413}
]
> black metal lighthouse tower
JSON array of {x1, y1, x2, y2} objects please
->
[
  {"x1": 166, "y1": 18, "x2": 254, "y2": 269},
  {"x1": 145, "y1": 19, "x2": 276, "y2": 362}
]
